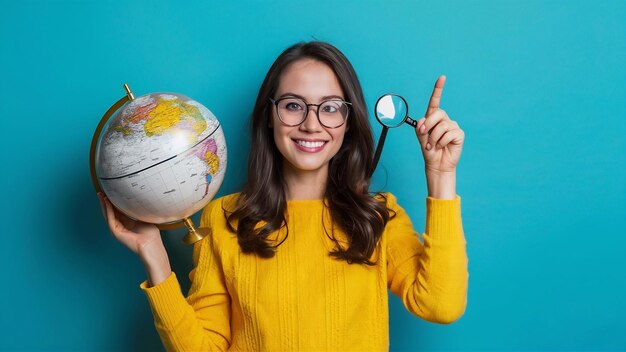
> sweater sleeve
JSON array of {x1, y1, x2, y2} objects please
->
[
  {"x1": 386, "y1": 193, "x2": 468, "y2": 324},
  {"x1": 139, "y1": 198, "x2": 232, "y2": 351}
]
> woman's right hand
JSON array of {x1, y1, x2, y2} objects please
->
[{"x1": 97, "y1": 192, "x2": 162, "y2": 255}]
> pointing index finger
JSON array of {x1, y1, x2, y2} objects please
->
[{"x1": 425, "y1": 75, "x2": 446, "y2": 117}]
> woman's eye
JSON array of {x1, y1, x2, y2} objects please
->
[
  {"x1": 322, "y1": 104, "x2": 339, "y2": 113},
  {"x1": 285, "y1": 102, "x2": 303, "y2": 111}
]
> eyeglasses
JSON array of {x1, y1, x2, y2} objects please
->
[{"x1": 269, "y1": 97, "x2": 351, "y2": 128}]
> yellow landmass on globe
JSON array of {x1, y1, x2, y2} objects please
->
[
  {"x1": 144, "y1": 98, "x2": 183, "y2": 136},
  {"x1": 193, "y1": 117, "x2": 207, "y2": 135},
  {"x1": 204, "y1": 151, "x2": 219, "y2": 174},
  {"x1": 144, "y1": 97, "x2": 207, "y2": 137}
]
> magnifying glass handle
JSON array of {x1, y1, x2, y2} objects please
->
[
  {"x1": 371, "y1": 126, "x2": 389, "y2": 177},
  {"x1": 404, "y1": 116, "x2": 417, "y2": 127}
]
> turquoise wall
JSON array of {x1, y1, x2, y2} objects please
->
[{"x1": 1, "y1": 0, "x2": 624, "y2": 350}]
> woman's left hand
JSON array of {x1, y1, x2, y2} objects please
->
[{"x1": 415, "y1": 75, "x2": 465, "y2": 174}]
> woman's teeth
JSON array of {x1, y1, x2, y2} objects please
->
[{"x1": 296, "y1": 140, "x2": 325, "y2": 148}]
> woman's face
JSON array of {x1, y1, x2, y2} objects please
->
[{"x1": 271, "y1": 58, "x2": 348, "y2": 176}]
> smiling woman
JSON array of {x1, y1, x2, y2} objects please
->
[
  {"x1": 98, "y1": 41, "x2": 469, "y2": 351},
  {"x1": 229, "y1": 44, "x2": 390, "y2": 264}
]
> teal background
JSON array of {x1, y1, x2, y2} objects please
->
[{"x1": 1, "y1": 0, "x2": 624, "y2": 350}]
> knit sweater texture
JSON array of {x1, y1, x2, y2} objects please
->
[{"x1": 140, "y1": 193, "x2": 468, "y2": 351}]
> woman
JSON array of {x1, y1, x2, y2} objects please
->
[{"x1": 98, "y1": 41, "x2": 468, "y2": 351}]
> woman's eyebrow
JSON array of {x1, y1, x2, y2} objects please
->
[
  {"x1": 277, "y1": 92, "x2": 306, "y2": 100},
  {"x1": 276, "y1": 92, "x2": 345, "y2": 101},
  {"x1": 321, "y1": 95, "x2": 344, "y2": 101}
]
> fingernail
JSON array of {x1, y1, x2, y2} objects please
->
[
  {"x1": 420, "y1": 125, "x2": 426, "y2": 133},
  {"x1": 426, "y1": 142, "x2": 431, "y2": 150}
]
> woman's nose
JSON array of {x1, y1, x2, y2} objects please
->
[{"x1": 299, "y1": 105, "x2": 323, "y2": 132}]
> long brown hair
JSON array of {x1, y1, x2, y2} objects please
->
[{"x1": 226, "y1": 41, "x2": 392, "y2": 265}]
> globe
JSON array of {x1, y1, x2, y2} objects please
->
[{"x1": 91, "y1": 86, "x2": 227, "y2": 243}]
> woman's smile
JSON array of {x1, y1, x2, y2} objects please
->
[{"x1": 292, "y1": 138, "x2": 328, "y2": 152}]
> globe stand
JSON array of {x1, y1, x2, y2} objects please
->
[
  {"x1": 182, "y1": 218, "x2": 210, "y2": 245},
  {"x1": 90, "y1": 83, "x2": 210, "y2": 245}
]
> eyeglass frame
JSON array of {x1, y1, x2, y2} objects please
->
[{"x1": 268, "y1": 97, "x2": 352, "y2": 129}]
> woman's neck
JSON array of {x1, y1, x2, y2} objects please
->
[{"x1": 282, "y1": 164, "x2": 328, "y2": 200}]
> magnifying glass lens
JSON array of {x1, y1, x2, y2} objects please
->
[{"x1": 375, "y1": 94, "x2": 408, "y2": 128}]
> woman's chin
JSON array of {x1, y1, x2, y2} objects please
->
[{"x1": 284, "y1": 159, "x2": 329, "y2": 174}]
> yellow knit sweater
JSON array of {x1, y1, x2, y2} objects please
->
[{"x1": 140, "y1": 193, "x2": 468, "y2": 351}]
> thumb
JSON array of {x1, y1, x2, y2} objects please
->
[{"x1": 415, "y1": 117, "x2": 428, "y2": 147}]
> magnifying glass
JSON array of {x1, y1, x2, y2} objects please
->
[{"x1": 371, "y1": 94, "x2": 416, "y2": 176}]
